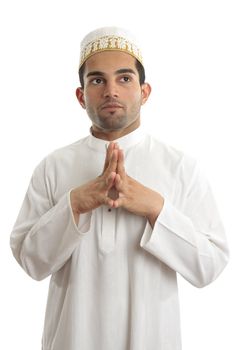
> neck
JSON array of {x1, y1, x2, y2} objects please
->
[{"x1": 91, "y1": 119, "x2": 140, "y2": 141}]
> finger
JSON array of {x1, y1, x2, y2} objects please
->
[
  {"x1": 114, "y1": 173, "x2": 123, "y2": 191},
  {"x1": 104, "y1": 197, "x2": 114, "y2": 208},
  {"x1": 117, "y1": 149, "x2": 126, "y2": 178},
  {"x1": 103, "y1": 142, "x2": 115, "y2": 173},
  {"x1": 105, "y1": 149, "x2": 118, "y2": 177},
  {"x1": 103, "y1": 142, "x2": 119, "y2": 172},
  {"x1": 112, "y1": 196, "x2": 124, "y2": 209}
]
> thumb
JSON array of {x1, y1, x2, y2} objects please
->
[{"x1": 105, "y1": 172, "x2": 116, "y2": 191}]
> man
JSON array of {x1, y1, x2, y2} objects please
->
[{"x1": 10, "y1": 27, "x2": 229, "y2": 350}]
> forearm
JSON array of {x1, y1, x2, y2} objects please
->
[
  {"x1": 145, "y1": 190, "x2": 164, "y2": 228},
  {"x1": 141, "y1": 199, "x2": 229, "y2": 287},
  {"x1": 10, "y1": 192, "x2": 88, "y2": 280}
]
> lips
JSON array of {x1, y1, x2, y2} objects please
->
[{"x1": 101, "y1": 102, "x2": 123, "y2": 110}]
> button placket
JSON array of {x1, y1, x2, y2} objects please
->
[{"x1": 100, "y1": 206, "x2": 116, "y2": 254}]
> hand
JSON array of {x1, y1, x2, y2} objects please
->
[
  {"x1": 112, "y1": 149, "x2": 164, "y2": 227},
  {"x1": 70, "y1": 142, "x2": 119, "y2": 223},
  {"x1": 71, "y1": 143, "x2": 164, "y2": 228}
]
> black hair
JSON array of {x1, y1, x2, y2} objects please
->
[{"x1": 78, "y1": 58, "x2": 145, "y2": 88}]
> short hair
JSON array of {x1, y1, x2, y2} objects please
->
[{"x1": 78, "y1": 58, "x2": 146, "y2": 89}]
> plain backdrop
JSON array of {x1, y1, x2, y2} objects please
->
[{"x1": 1, "y1": 0, "x2": 233, "y2": 349}]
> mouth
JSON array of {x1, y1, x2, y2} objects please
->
[{"x1": 101, "y1": 103, "x2": 124, "y2": 110}]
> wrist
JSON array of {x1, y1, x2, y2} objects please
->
[
  {"x1": 146, "y1": 194, "x2": 164, "y2": 228},
  {"x1": 70, "y1": 189, "x2": 81, "y2": 224}
]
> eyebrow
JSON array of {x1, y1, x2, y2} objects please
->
[
  {"x1": 86, "y1": 68, "x2": 137, "y2": 78},
  {"x1": 116, "y1": 68, "x2": 136, "y2": 75}
]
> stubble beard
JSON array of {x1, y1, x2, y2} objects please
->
[
  {"x1": 86, "y1": 103, "x2": 141, "y2": 132},
  {"x1": 95, "y1": 111, "x2": 127, "y2": 131}
]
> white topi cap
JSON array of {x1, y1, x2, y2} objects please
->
[{"x1": 79, "y1": 26, "x2": 143, "y2": 69}]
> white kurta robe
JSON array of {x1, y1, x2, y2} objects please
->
[{"x1": 10, "y1": 128, "x2": 229, "y2": 350}]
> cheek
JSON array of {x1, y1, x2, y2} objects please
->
[
  {"x1": 83, "y1": 90, "x2": 96, "y2": 107},
  {"x1": 85, "y1": 86, "x2": 101, "y2": 101},
  {"x1": 128, "y1": 89, "x2": 143, "y2": 105}
]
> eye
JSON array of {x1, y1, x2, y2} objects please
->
[
  {"x1": 91, "y1": 78, "x2": 104, "y2": 85},
  {"x1": 120, "y1": 76, "x2": 131, "y2": 83}
]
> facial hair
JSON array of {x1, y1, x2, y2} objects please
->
[{"x1": 85, "y1": 98, "x2": 142, "y2": 131}]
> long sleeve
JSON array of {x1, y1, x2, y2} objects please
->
[
  {"x1": 9, "y1": 132, "x2": 230, "y2": 350},
  {"x1": 140, "y1": 161, "x2": 229, "y2": 288},
  {"x1": 10, "y1": 158, "x2": 91, "y2": 281}
]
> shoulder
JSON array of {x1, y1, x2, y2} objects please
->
[
  {"x1": 145, "y1": 134, "x2": 210, "y2": 201},
  {"x1": 32, "y1": 136, "x2": 90, "y2": 175},
  {"x1": 151, "y1": 135, "x2": 210, "y2": 193},
  {"x1": 48, "y1": 136, "x2": 89, "y2": 160},
  {"x1": 144, "y1": 134, "x2": 197, "y2": 172}
]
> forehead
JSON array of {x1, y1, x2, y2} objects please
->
[{"x1": 84, "y1": 51, "x2": 137, "y2": 74}]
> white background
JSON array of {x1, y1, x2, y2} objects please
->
[{"x1": 1, "y1": 0, "x2": 233, "y2": 349}]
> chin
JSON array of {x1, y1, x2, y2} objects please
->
[{"x1": 98, "y1": 117, "x2": 128, "y2": 131}]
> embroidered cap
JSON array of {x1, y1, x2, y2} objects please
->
[{"x1": 79, "y1": 26, "x2": 143, "y2": 69}]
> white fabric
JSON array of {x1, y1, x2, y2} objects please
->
[{"x1": 10, "y1": 128, "x2": 229, "y2": 350}]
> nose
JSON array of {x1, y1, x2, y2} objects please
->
[{"x1": 103, "y1": 80, "x2": 119, "y2": 99}]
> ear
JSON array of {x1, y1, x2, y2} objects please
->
[
  {"x1": 76, "y1": 87, "x2": 86, "y2": 109},
  {"x1": 140, "y1": 83, "x2": 152, "y2": 105}
]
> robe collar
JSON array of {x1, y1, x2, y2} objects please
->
[{"x1": 87, "y1": 126, "x2": 146, "y2": 153}]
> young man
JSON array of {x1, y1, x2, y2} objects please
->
[{"x1": 10, "y1": 27, "x2": 229, "y2": 350}]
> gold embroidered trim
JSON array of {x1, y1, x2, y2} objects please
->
[{"x1": 79, "y1": 35, "x2": 143, "y2": 68}]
